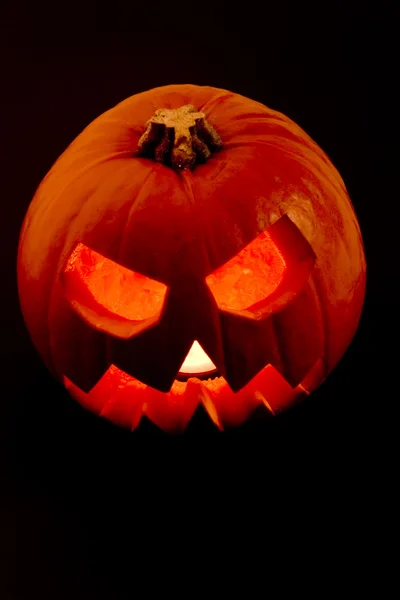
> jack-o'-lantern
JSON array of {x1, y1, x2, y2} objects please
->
[{"x1": 17, "y1": 84, "x2": 366, "y2": 433}]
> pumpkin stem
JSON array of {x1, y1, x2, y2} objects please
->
[{"x1": 137, "y1": 104, "x2": 222, "y2": 170}]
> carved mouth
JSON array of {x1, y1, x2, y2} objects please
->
[{"x1": 64, "y1": 356, "x2": 325, "y2": 433}]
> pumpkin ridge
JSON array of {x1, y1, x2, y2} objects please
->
[
  {"x1": 46, "y1": 184, "x2": 106, "y2": 378},
  {"x1": 48, "y1": 162, "x2": 154, "y2": 380},
  {"x1": 309, "y1": 271, "x2": 328, "y2": 370},
  {"x1": 199, "y1": 91, "x2": 236, "y2": 115},
  {"x1": 212, "y1": 105, "x2": 339, "y2": 176},
  {"x1": 270, "y1": 313, "x2": 285, "y2": 375},
  {"x1": 222, "y1": 137, "x2": 340, "y2": 186},
  {"x1": 179, "y1": 169, "x2": 218, "y2": 270},
  {"x1": 107, "y1": 168, "x2": 159, "y2": 370},
  {"x1": 47, "y1": 205, "x2": 94, "y2": 378}
]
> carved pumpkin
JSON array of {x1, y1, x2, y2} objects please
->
[{"x1": 17, "y1": 84, "x2": 366, "y2": 433}]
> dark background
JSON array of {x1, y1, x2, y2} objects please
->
[{"x1": 1, "y1": 2, "x2": 394, "y2": 598}]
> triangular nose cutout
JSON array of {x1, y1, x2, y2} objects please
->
[{"x1": 178, "y1": 340, "x2": 217, "y2": 376}]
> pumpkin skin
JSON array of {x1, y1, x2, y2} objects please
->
[{"x1": 17, "y1": 84, "x2": 366, "y2": 432}]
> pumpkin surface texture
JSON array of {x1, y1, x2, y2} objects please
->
[{"x1": 17, "y1": 84, "x2": 366, "y2": 433}]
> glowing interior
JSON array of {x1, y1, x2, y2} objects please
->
[
  {"x1": 64, "y1": 243, "x2": 167, "y2": 321},
  {"x1": 206, "y1": 230, "x2": 286, "y2": 311}
]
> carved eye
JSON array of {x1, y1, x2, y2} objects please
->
[
  {"x1": 206, "y1": 215, "x2": 316, "y2": 316},
  {"x1": 62, "y1": 243, "x2": 168, "y2": 338},
  {"x1": 206, "y1": 230, "x2": 286, "y2": 311}
]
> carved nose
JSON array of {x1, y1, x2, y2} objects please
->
[{"x1": 178, "y1": 340, "x2": 217, "y2": 377}]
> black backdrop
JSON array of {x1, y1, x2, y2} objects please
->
[{"x1": 1, "y1": 3, "x2": 394, "y2": 598}]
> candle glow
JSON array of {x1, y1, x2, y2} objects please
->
[{"x1": 178, "y1": 340, "x2": 217, "y2": 375}]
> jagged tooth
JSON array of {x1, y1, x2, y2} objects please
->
[
  {"x1": 141, "y1": 380, "x2": 198, "y2": 434},
  {"x1": 100, "y1": 380, "x2": 145, "y2": 431},
  {"x1": 252, "y1": 390, "x2": 276, "y2": 416},
  {"x1": 100, "y1": 391, "x2": 122, "y2": 418},
  {"x1": 130, "y1": 396, "x2": 145, "y2": 431},
  {"x1": 182, "y1": 380, "x2": 202, "y2": 430},
  {"x1": 197, "y1": 382, "x2": 224, "y2": 431},
  {"x1": 256, "y1": 364, "x2": 298, "y2": 413},
  {"x1": 64, "y1": 367, "x2": 119, "y2": 416}
]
